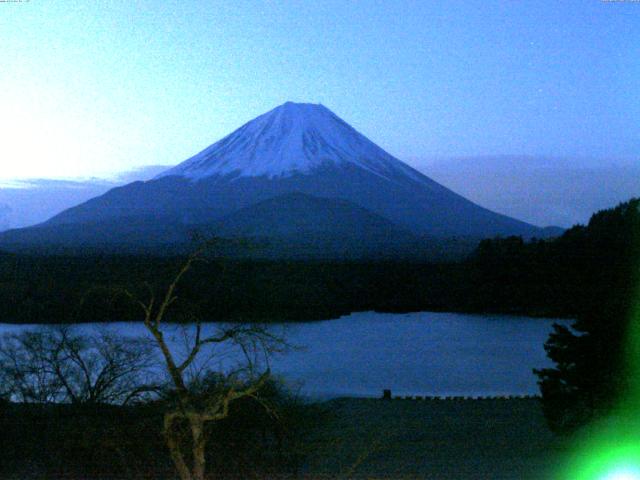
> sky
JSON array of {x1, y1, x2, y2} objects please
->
[{"x1": 1, "y1": 0, "x2": 638, "y2": 181}]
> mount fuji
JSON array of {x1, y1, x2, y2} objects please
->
[{"x1": 0, "y1": 102, "x2": 553, "y2": 256}]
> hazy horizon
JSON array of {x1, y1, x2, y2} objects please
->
[{"x1": 0, "y1": 156, "x2": 637, "y2": 231}]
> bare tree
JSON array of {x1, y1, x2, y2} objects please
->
[
  {"x1": 127, "y1": 243, "x2": 286, "y2": 480},
  {"x1": 0, "y1": 325, "x2": 158, "y2": 405}
]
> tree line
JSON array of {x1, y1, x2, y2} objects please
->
[{"x1": 0, "y1": 198, "x2": 636, "y2": 324}]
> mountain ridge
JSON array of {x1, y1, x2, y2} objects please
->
[{"x1": 0, "y1": 102, "x2": 556, "y2": 256}]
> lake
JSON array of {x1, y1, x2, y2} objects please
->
[{"x1": 0, "y1": 311, "x2": 568, "y2": 399}]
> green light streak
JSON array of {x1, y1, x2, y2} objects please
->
[
  {"x1": 559, "y1": 425, "x2": 640, "y2": 480},
  {"x1": 557, "y1": 267, "x2": 640, "y2": 479},
  {"x1": 602, "y1": 467, "x2": 640, "y2": 480}
]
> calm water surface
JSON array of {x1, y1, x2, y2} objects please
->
[{"x1": 0, "y1": 311, "x2": 568, "y2": 398}]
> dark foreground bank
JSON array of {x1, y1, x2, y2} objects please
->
[
  {"x1": 305, "y1": 397, "x2": 568, "y2": 480},
  {"x1": 1, "y1": 397, "x2": 569, "y2": 479}
]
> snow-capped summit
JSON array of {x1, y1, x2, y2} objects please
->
[{"x1": 158, "y1": 102, "x2": 420, "y2": 182}]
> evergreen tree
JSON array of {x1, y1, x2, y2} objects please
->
[{"x1": 535, "y1": 199, "x2": 640, "y2": 432}]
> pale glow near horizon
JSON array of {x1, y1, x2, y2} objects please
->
[
  {"x1": 0, "y1": 90, "x2": 156, "y2": 180},
  {"x1": 2, "y1": 101, "x2": 93, "y2": 180}
]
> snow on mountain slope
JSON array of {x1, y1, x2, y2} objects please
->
[{"x1": 158, "y1": 102, "x2": 424, "y2": 184}]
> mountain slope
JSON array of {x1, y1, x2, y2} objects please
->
[
  {"x1": 203, "y1": 192, "x2": 420, "y2": 259},
  {"x1": 0, "y1": 102, "x2": 551, "y2": 255},
  {"x1": 214, "y1": 192, "x2": 409, "y2": 238}
]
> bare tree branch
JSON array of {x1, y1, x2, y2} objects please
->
[{"x1": 125, "y1": 238, "x2": 286, "y2": 480}]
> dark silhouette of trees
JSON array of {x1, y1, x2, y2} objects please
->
[
  {"x1": 535, "y1": 198, "x2": 640, "y2": 431},
  {"x1": 0, "y1": 325, "x2": 158, "y2": 405}
]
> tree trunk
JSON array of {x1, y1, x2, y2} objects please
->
[
  {"x1": 164, "y1": 413, "x2": 193, "y2": 480},
  {"x1": 191, "y1": 416, "x2": 207, "y2": 480}
]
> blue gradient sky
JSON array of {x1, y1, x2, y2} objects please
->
[{"x1": 1, "y1": 0, "x2": 638, "y2": 180}]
